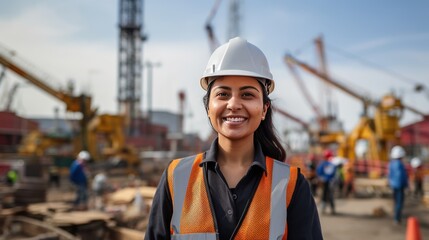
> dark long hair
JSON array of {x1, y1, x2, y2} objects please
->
[{"x1": 203, "y1": 80, "x2": 287, "y2": 161}]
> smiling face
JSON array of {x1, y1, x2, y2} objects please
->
[{"x1": 207, "y1": 76, "x2": 269, "y2": 142}]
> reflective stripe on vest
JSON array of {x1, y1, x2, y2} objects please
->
[{"x1": 167, "y1": 153, "x2": 298, "y2": 240}]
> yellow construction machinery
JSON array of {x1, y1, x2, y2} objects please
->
[
  {"x1": 284, "y1": 37, "x2": 416, "y2": 178},
  {"x1": 87, "y1": 114, "x2": 138, "y2": 172},
  {"x1": 0, "y1": 44, "x2": 138, "y2": 173},
  {"x1": 18, "y1": 130, "x2": 71, "y2": 157}
]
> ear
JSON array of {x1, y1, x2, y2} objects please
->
[{"x1": 262, "y1": 102, "x2": 270, "y2": 119}]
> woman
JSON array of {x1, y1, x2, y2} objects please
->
[{"x1": 145, "y1": 37, "x2": 322, "y2": 239}]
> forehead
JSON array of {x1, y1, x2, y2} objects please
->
[{"x1": 211, "y1": 76, "x2": 262, "y2": 90}]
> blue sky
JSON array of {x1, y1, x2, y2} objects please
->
[{"x1": 0, "y1": 1, "x2": 428, "y2": 143}]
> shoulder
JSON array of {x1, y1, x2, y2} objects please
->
[
  {"x1": 166, "y1": 153, "x2": 204, "y2": 180},
  {"x1": 287, "y1": 169, "x2": 310, "y2": 207},
  {"x1": 272, "y1": 159, "x2": 291, "y2": 168},
  {"x1": 168, "y1": 153, "x2": 202, "y2": 169}
]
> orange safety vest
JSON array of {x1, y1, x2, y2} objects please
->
[{"x1": 167, "y1": 153, "x2": 298, "y2": 240}]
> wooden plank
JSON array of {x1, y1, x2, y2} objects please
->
[
  {"x1": 48, "y1": 211, "x2": 112, "y2": 226},
  {"x1": 108, "y1": 186, "x2": 157, "y2": 205},
  {"x1": 109, "y1": 227, "x2": 145, "y2": 240}
]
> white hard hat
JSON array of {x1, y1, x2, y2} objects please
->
[
  {"x1": 410, "y1": 157, "x2": 422, "y2": 168},
  {"x1": 331, "y1": 157, "x2": 347, "y2": 166},
  {"x1": 390, "y1": 145, "x2": 405, "y2": 159},
  {"x1": 77, "y1": 150, "x2": 91, "y2": 161},
  {"x1": 200, "y1": 37, "x2": 275, "y2": 94}
]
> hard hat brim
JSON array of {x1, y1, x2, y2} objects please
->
[{"x1": 200, "y1": 70, "x2": 275, "y2": 94}]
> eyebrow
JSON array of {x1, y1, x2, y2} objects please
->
[{"x1": 214, "y1": 86, "x2": 260, "y2": 92}]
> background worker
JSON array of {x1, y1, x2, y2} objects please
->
[
  {"x1": 306, "y1": 154, "x2": 319, "y2": 197},
  {"x1": 6, "y1": 167, "x2": 18, "y2": 186},
  {"x1": 410, "y1": 157, "x2": 424, "y2": 199},
  {"x1": 331, "y1": 156, "x2": 346, "y2": 198},
  {"x1": 48, "y1": 165, "x2": 60, "y2": 188},
  {"x1": 69, "y1": 150, "x2": 91, "y2": 210},
  {"x1": 388, "y1": 145, "x2": 408, "y2": 225},
  {"x1": 317, "y1": 149, "x2": 337, "y2": 215},
  {"x1": 145, "y1": 37, "x2": 322, "y2": 239},
  {"x1": 343, "y1": 158, "x2": 355, "y2": 198},
  {"x1": 91, "y1": 169, "x2": 109, "y2": 210}
]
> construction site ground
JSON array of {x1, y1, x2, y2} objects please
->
[
  {"x1": 42, "y1": 175, "x2": 429, "y2": 240},
  {"x1": 317, "y1": 195, "x2": 429, "y2": 239}
]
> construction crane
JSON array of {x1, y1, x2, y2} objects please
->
[
  {"x1": 272, "y1": 106, "x2": 313, "y2": 149},
  {"x1": 0, "y1": 44, "x2": 95, "y2": 151},
  {"x1": 284, "y1": 60, "x2": 323, "y2": 120},
  {"x1": 284, "y1": 50, "x2": 345, "y2": 141},
  {"x1": 205, "y1": 0, "x2": 222, "y2": 52},
  {"x1": 284, "y1": 36, "x2": 346, "y2": 156},
  {"x1": 205, "y1": 0, "x2": 242, "y2": 52},
  {"x1": 285, "y1": 52, "x2": 424, "y2": 178},
  {"x1": 0, "y1": 69, "x2": 17, "y2": 111},
  {"x1": 273, "y1": 106, "x2": 309, "y2": 131},
  {"x1": 0, "y1": 44, "x2": 139, "y2": 172},
  {"x1": 285, "y1": 52, "x2": 427, "y2": 120},
  {"x1": 0, "y1": 66, "x2": 5, "y2": 85},
  {"x1": 286, "y1": 47, "x2": 428, "y2": 176},
  {"x1": 227, "y1": 0, "x2": 241, "y2": 39},
  {"x1": 4, "y1": 82, "x2": 20, "y2": 111}
]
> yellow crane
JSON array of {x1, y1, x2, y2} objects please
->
[
  {"x1": 283, "y1": 38, "x2": 428, "y2": 178},
  {"x1": 0, "y1": 44, "x2": 139, "y2": 173},
  {"x1": 0, "y1": 45, "x2": 95, "y2": 153}
]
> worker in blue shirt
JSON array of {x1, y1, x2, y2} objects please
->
[
  {"x1": 388, "y1": 145, "x2": 408, "y2": 225},
  {"x1": 317, "y1": 149, "x2": 337, "y2": 215},
  {"x1": 69, "y1": 150, "x2": 91, "y2": 210}
]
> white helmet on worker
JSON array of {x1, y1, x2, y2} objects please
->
[
  {"x1": 200, "y1": 37, "x2": 275, "y2": 94},
  {"x1": 410, "y1": 157, "x2": 422, "y2": 168},
  {"x1": 77, "y1": 150, "x2": 91, "y2": 161},
  {"x1": 390, "y1": 145, "x2": 405, "y2": 159}
]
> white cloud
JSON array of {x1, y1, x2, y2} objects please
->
[
  {"x1": 348, "y1": 33, "x2": 429, "y2": 53},
  {"x1": 0, "y1": 5, "x2": 80, "y2": 43},
  {"x1": 349, "y1": 38, "x2": 392, "y2": 52},
  {"x1": 0, "y1": 5, "x2": 117, "y2": 118}
]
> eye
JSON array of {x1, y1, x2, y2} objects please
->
[
  {"x1": 215, "y1": 91, "x2": 229, "y2": 98},
  {"x1": 242, "y1": 92, "x2": 256, "y2": 98}
]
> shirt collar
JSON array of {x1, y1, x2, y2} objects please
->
[{"x1": 200, "y1": 137, "x2": 267, "y2": 173}]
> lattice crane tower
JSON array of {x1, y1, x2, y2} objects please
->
[
  {"x1": 118, "y1": 0, "x2": 147, "y2": 136},
  {"x1": 228, "y1": 0, "x2": 241, "y2": 39}
]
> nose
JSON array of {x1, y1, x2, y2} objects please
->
[{"x1": 227, "y1": 95, "x2": 242, "y2": 111}]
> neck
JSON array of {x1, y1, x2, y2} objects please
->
[{"x1": 217, "y1": 135, "x2": 254, "y2": 166}]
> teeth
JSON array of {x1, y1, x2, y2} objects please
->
[{"x1": 225, "y1": 117, "x2": 245, "y2": 122}]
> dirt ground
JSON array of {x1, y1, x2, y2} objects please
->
[
  {"x1": 319, "y1": 196, "x2": 429, "y2": 239},
  {"x1": 49, "y1": 176, "x2": 429, "y2": 239}
]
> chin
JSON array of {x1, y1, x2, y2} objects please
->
[{"x1": 220, "y1": 132, "x2": 252, "y2": 141}]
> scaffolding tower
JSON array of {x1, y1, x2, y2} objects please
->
[{"x1": 118, "y1": 0, "x2": 146, "y2": 136}]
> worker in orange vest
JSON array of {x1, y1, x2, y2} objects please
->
[{"x1": 145, "y1": 37, "x2": 322, "y2": 239}]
